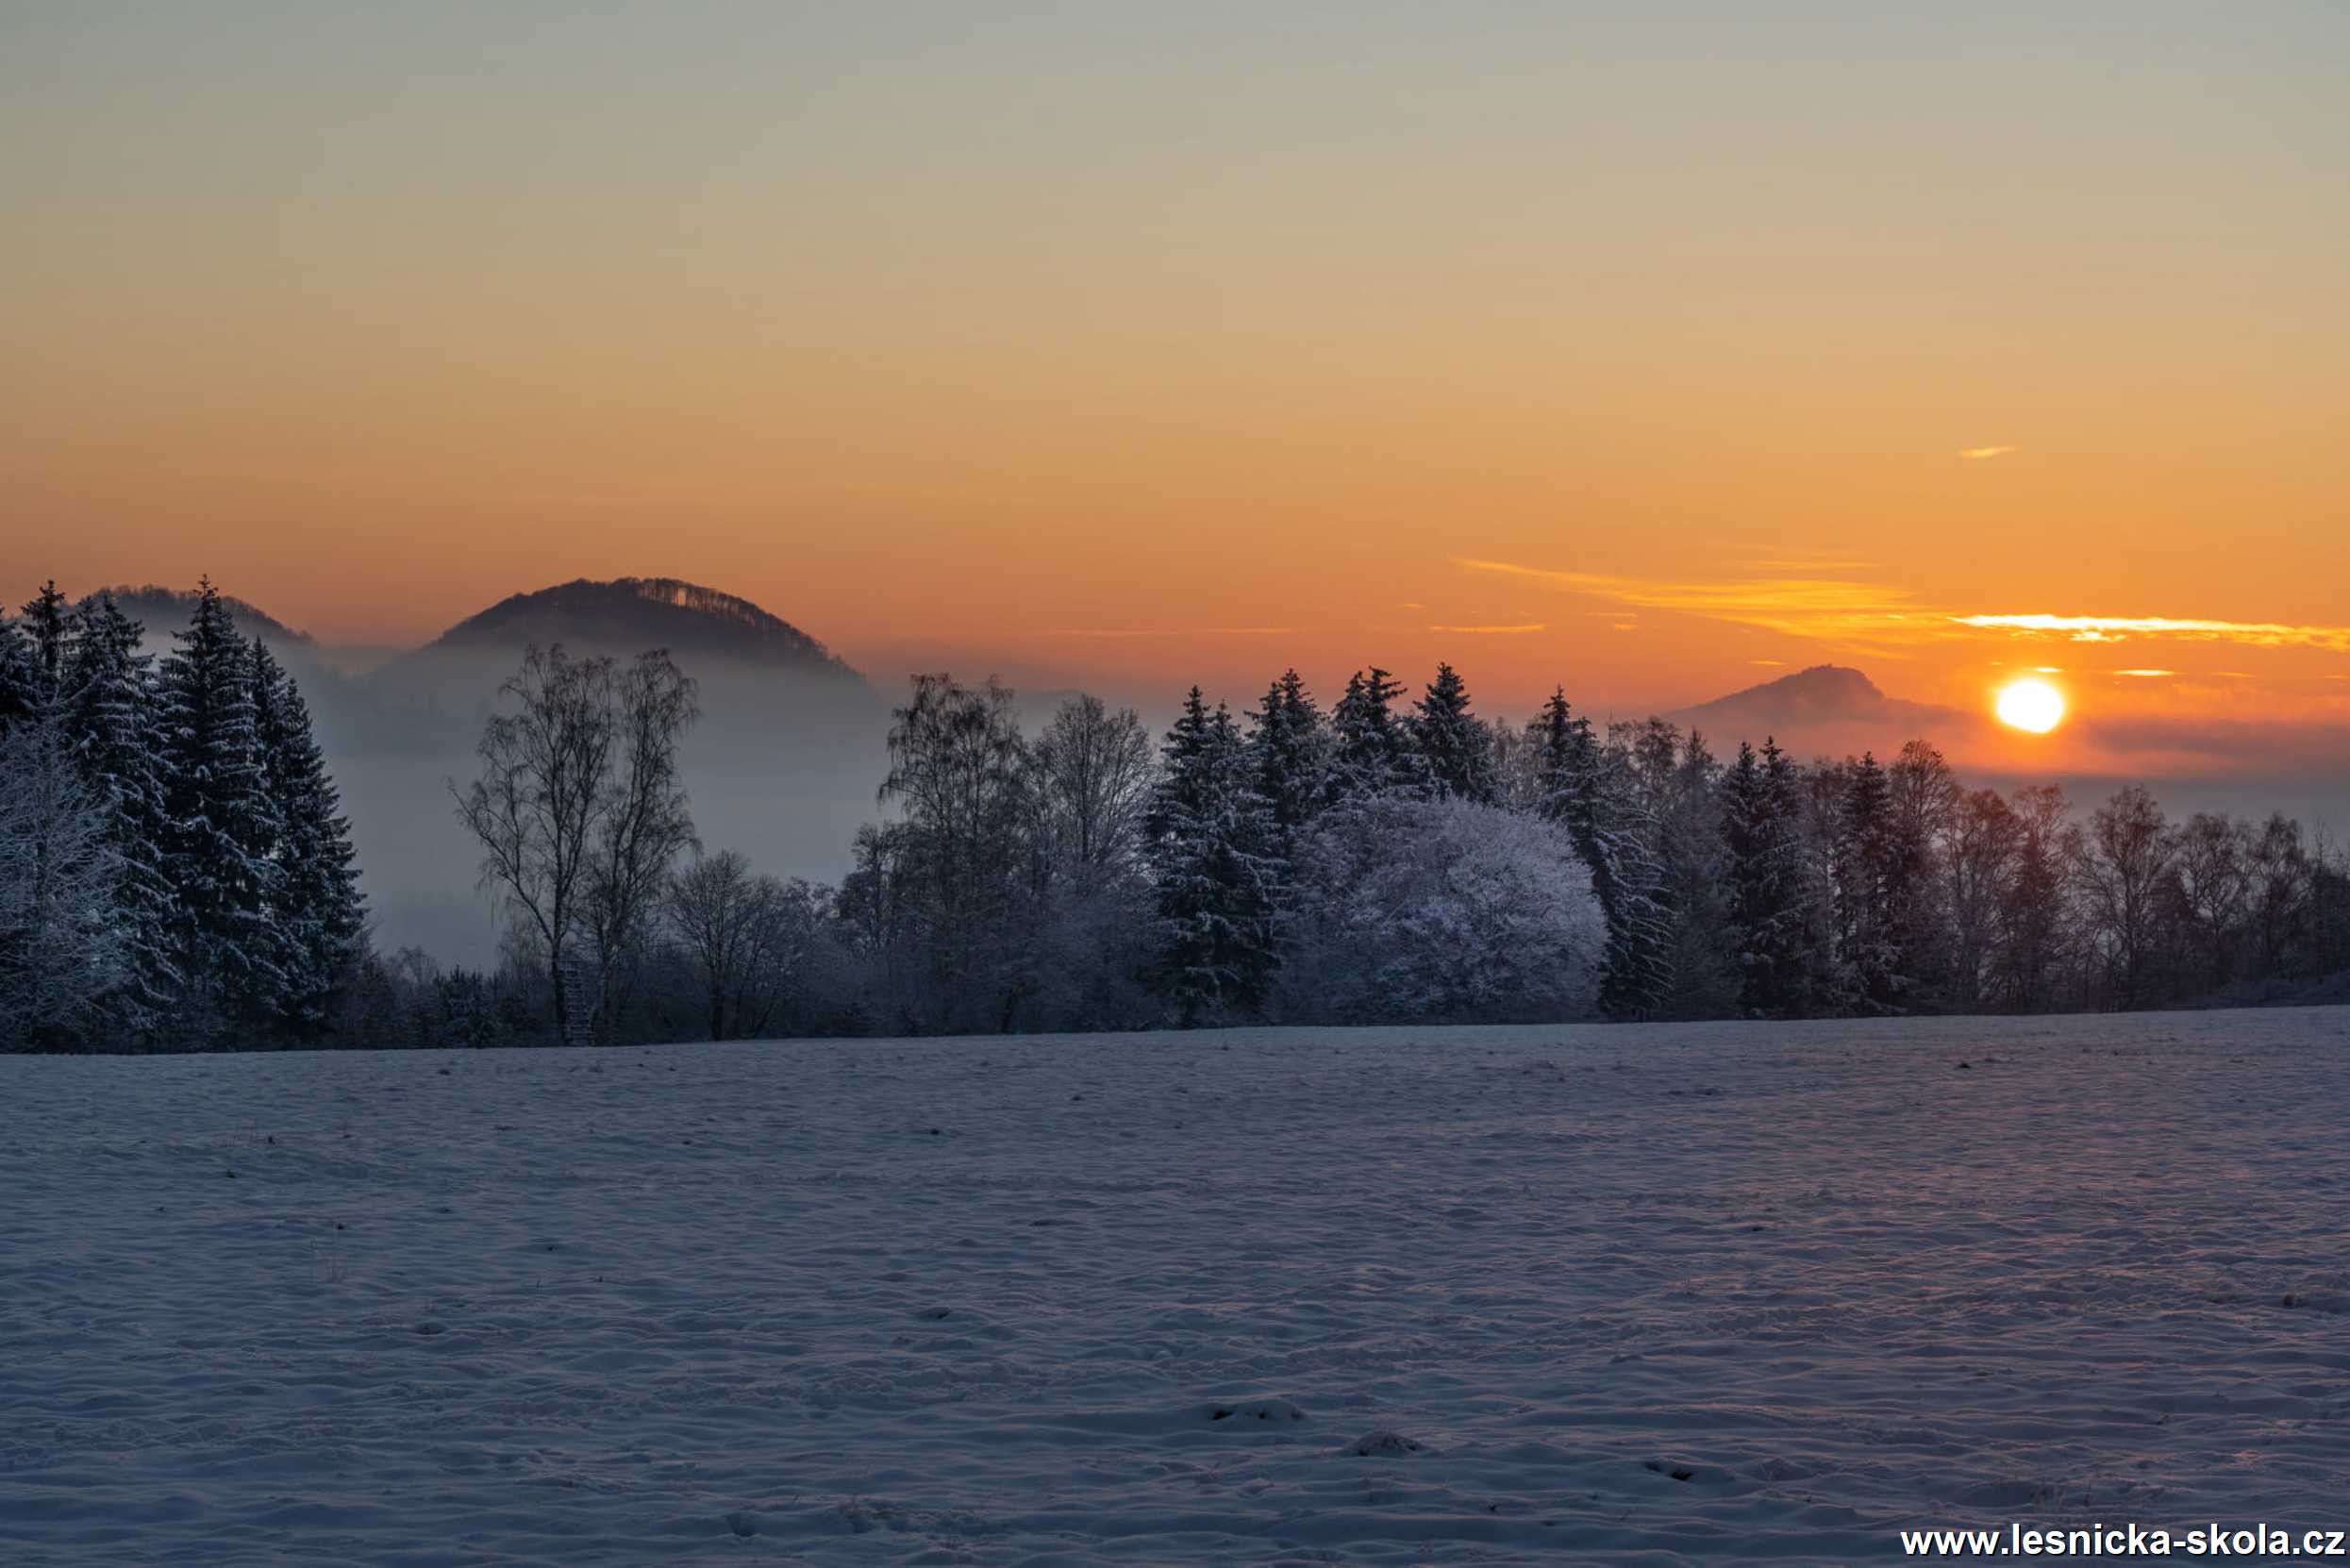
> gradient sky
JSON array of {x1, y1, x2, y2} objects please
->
[{"x1": 6, "y1": 1, "x2": 2346, "y2": 774}]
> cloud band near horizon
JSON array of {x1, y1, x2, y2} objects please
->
[{"x1": 1454, "y1": 559, "x2": 2350, "y2": 655}]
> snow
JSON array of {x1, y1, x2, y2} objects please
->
[{"x1": 6, "y1": 1009, "x2": 2350, "y2": 1563}]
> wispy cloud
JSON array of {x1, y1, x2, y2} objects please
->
[
  {"x1": 1427, "y1": 623, "x2": 1546, "y2": 635},
  {"x1": 1453, "y1": 558, "x2": 1930, "y2": 644},
  {"x1": 2114, "y1": 668, "x2": 2175, "y2": 678},
  {"x1": 1742, "y1": 558, "x2": 1878, "y2": 574},
  {"x1": 1950, "y1": 614, "x2": 2350, "y2": 652},
  {"x1": 1958, "y1": 444, "x2": 2018, "y2": 459},
  {"x1": 1021, "y1": 626, "x2": 1298, "y2": 640},
  {"x1": 1455, "y1": 555, "x2": 2350, "y2": 662}
]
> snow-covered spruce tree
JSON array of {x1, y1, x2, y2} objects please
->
[
  {"x1": 1146, "y1": 687, "x2": 1280, "y2": 1024},
  {"x1": 1410, "y1": 662, "x2": 1497, "y2": 806},
  {"x1": 1885, "y1": 739, "x2": 1958, "y2": 1005},
  {"x1": 1531, "y1": 691, "x2": 1672, "y2": 1020},
  {"x1": 157, "y1": 578, "x2": 285, "y2": 1042},
  {"x1": 251, "y1": 636, "x2": 365, "y2": 1038},
  {"x1": 1243, "y1": 668, "x2": 1327, "y2": 948},
  {"x1": 1833, "y1": 750, "x2": 1899, "y2": 1011},
  {"x1": 0, "y1": 716, "x2": 126, "y2": 1050},
  {"x1": 1325, "y1": 666, "x2": 1425, "y2": 806},
  {"x1": 18, "y1": 581, "x2": 75, "y2": 714},
  {"x1": 1719, "y1": 738, "x2": 1812, "y2": 1018},
  {"x1": 63, "y1": 592, "x2": 180, "y2": 1038},
  {"x1": 0, "y1": 617, "x2": 34, "y2": 733},
  {"x1": 1655, "y1": 727, "x2": 1738, "y2": 1017},
  {"x1": 1247, "y1": 669, "x2": 1328, "y2": 843}
]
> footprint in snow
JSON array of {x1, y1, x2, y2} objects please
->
[{"x1": 1204, "y1": 1397, "x2": 1307, "y2": 1426}]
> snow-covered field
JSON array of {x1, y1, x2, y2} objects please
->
[{"x1": 6, "y1": 1010, "x2": 2350, "y2": 1564}]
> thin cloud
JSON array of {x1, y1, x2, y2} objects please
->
[
  {"x1": 1427, "y1": 623, "x2": 1546, "y2": 635},
  {"x1": 1743, "y1": 558, "x2": 1879, "y2": 573},
  {"x1": 1959, "y1": 445, "x2": 2018, "y2": 459},
  {"x1": 1950, "y1": 614, "x2": 2350, "y2": 653},
  {"x1": 1021, "y1": 626, "x2": 1298, "y2": 640},
  {"x1": 1455, "y1": 556, "x2": 2350, "y2": 659},
  {"x1": 2114, "y1": 669, "x2": 2175, "y2": 678},
  {"x1": 1454, "y1": 558, "x2": 1930, "y2": 643}
]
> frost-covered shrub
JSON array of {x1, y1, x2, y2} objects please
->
[{"x1": 1274, "y1": 795, "x2": 1602, "y2": 1025}]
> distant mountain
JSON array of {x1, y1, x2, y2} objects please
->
[
  {"x1": 1667, "y1": 664, "x2": 1964, "y2": 749},
  {"x1": 390, "y1": 576, "x2": 866, "y2": 684},
  {"x1": 94, "y1": 583, "x2": 314, "y2": 648}
]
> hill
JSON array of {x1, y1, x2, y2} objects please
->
[
  {"x1": 385, "y1": 576, "x2": 866, "y2": 684},
  {"x1": 93, "y1": 583, "x2": 314, "y2": 648},
  {"x1": 1666, "y1": 663, "x2": 1962, "y2": 748}
]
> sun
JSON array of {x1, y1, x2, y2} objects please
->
[{"x1": 1995, "y1": 677, "x2": 2067, "y2": 734}]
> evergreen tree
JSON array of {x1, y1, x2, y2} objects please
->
[
  {"x1": 64, "y1": 592, "x2": 179, "y2": 1037},
  {"x1": 1247, "y1": 669, "x2": 1328, "y2": 840},
  {"x1": 1834, "y1": 750, "x2": 1898, "y2": 1010},
  {"x1": 1147, "y1": 688, "x2": 1279, "y2": 1023},
  {"x1": 156, "y1": 579, "x2": 285, "y2": 1038},
  {"x1": 0, "y1": 615, "x2": 36, "y2": 734},
  {"x1": 1410, "y1": 662, "x2": 1496, "y2": 805},
  {"x1": 1326, "y1": 667, "x2": 1424, "y2": 804},
  {"x1": 1721, "y1": 738, "x2": 1810, "y2": 1018},
  {"x1": 19, "y1": 581, "x2": 75, "y2": 715},
  {"x1": 252, "y1": 636, "x2": 365, "y2": 1037},
  {"x1": 1656, "y1": 728, "x2": 1737, "y2": 1016},
  {"x1": 1529, "y1": 689, "x2": 1590, "y2": 812},
  {"x1": 1884, "y1": 740, "x2": 1958, "y2": 1004},
  {"x1": 1533, "y1": 692, "x2": 1672, "y2": 1019}
]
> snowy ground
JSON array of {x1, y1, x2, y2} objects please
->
[{"x1": 6, "y1": 1011, "x2": 2350, "y2": 1564}]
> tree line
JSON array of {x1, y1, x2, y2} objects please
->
[
  {"x1": 9, "y1": 589, "x2": 2343, "y2": 1049},
  {"x1": 0, "y1": 581, "x2": 364, "y2": 1049},
  {"x1": 367, "y1": 654, "x2": 2350, "y2": 1048}
]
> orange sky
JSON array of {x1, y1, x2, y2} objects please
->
[{"x1": 6, "y1": 3, "x2": 2346, "y2": 772}]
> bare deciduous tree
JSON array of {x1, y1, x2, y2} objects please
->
[
  {"x1": 2076, "y1": 784, "x2": 2174, "y2": 1009},
  {"x1": 586, "y1": 651, "x2": 700, "y2": 1025},
  {"x1": 452, "y1": 643, "x2": 697, "y2": 1043},
  {"x1": 1031, "y1": 694, "x2": 1154, "y2": 893},
  {"x1": 665, "y1": 849, "x2": 770, "y2": 1041}
]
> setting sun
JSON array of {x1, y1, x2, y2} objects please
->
[{"x1": 1995, "y1": 677, "x2": 2068, "y2": 734}]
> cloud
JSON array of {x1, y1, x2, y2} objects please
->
[
  {"x1": 1427, "y1": 623, "x2": 1546, "y2": 635},
  {"x1": 1457, "y1": 556, "x2": 2350, "y2": 661},
  {"x1": 1453, "y1": 558, "x2": 1932, "y2": 645},
  {"x1": 1949, "y1": 614, "x2": 2350, "y2": 653},
  {"x1": 1021, "y1": 626, "x2": 1298, "y2": 640},
  {"x1": 1958, "y1": 445, "x2": 2018, "y2": 459},
  {"x1": 2114, "y1": 668, "x2": 2175, "y2": 678}
]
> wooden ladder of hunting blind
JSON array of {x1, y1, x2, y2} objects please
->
[{"x1": 556, "y1": 955, "x2": 600, "y2": 1047}]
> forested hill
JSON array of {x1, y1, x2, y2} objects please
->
[{"x1": 380, "y1": 577, "x2": 868, "y2": 687}]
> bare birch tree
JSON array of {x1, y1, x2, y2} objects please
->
[{"x1": 452, "y1": 643, "x2": 696, "y2": 1043}]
